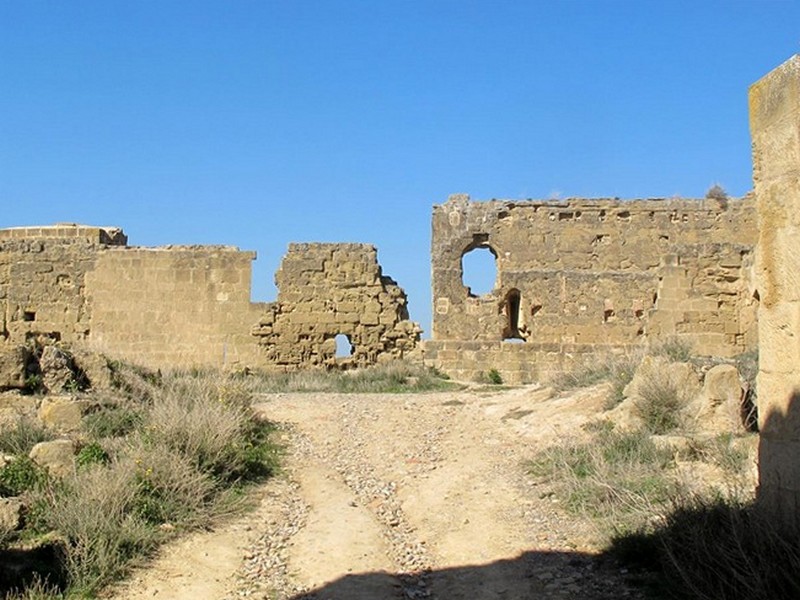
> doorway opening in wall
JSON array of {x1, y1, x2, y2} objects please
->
[
  {"x1": 335, "y1": 334, "x2": 354, "y2": 358},
  {"x1": 502, "y1": 288, "x2": 525, "y2": 341},
  {"x1": 461, "y1": 244, "x2": 497, "y2": 297}
]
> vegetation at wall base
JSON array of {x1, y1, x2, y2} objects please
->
[{"x1": 247, "y1": 360, "x2": 459, "y2": 393}]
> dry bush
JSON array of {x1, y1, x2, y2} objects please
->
[{"x1": 31, "y1": 462, "x2": 157, "y2": 594}]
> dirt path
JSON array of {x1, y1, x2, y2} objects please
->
[{"x1": 109, "y1": 385, "x2": 645, "y2": 600}]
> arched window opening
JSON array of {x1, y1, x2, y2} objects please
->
[
  {"x1": 501, "y1": 289, "x2": 525, "y2": 341},
  {"x1": 335, "y1": 334, "x2": 354, "y2": 358},
  {"x1": 461, "y1": 246, "x2": 497, "y2": 297}
]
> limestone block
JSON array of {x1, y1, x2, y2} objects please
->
[
  {"x1": 38, "y1": 396, "x2": 90, "y2": 431},
  {"x1": 688, "y1": 364, "x2": 746, "y2": 434},
  {"x1": 0, "y1": 498, "x2": 23, "y2": 532},
  {"x1": 29, "y1": 439, "x2": 75, "y2": 478},
  {"x1": 0, "y1": 345, "x2": 30, "y2": 390}
]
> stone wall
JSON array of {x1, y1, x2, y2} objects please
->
[
  {"x1": 749, "y1": 54, "x2": 800, "y2": 530},
  {"x1": 0, "y1": 227, "x2": 419, "y2": 372},
  {"x1": 0, "y1": 225, "x2": 127, "y2": 346},
  {"x1": 84, "y1": 246, "x2": 262, "y2": 369},
  {"x1": 251, "y1": 243, "x2": 421, "y2": 369},
  {"x1": 424, "y1": 194, "x2": 758, "y2": 383}
]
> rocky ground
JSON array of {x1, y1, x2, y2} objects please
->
[{"x1": 108, "y1": 384, "x2": 652, "y2": 600}]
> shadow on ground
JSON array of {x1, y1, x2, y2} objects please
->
[{"x1": 287, "y1": 548, "x2": 657, "y2": 600}]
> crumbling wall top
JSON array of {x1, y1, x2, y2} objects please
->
[{"x1": 0, "y1": 224, "x2": 127, "y2": 246}]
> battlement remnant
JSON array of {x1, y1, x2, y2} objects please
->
[{"x1": 252, "y1": 243, "x2": 421, "y2": 368}]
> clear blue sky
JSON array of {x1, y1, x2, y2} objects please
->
[{"x1": 1, "y1": 1, "x2": 798, "y2": 336}]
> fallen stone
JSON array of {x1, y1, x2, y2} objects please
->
[
  {"x1": 0, "y1": 498, "x2": 23, "y2": 532},
  {"x1": 689, "y1": 364, "x2": 746, "y2": 434},
  {"x1": 39, "y1": 345, "x2": 74, "y2": 393},
  {"x1": 38, "y1": 396, "x2": 90, "y2": 432},
  {"x1": 29, "y1": 439, "x2": 75, "y2": 478}
]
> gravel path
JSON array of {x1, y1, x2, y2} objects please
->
[{"x1": 110, "y1": 384, "x2": 647, "y2": 600}]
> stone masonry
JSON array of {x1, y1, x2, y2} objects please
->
[
  {"x1": 749, "y1": 54, "x2": 800, "y2": 530},
  {"x1": 423, "y1": 194, "x2": 758, "y2": 383},
  {"x1": 251, "y1": 243, "x2": 421, "y2": 369},
  {"x1": 0, "y1": 226, "x2": 419, "y2": 372}
]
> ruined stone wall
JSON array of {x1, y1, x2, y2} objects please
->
[
  {"x1": 0, "y1": 225, "x2": 127, "y2": 346},
  {"x1": 425, "y1": 194, "x2": 757, "y2": 383},
  {"x1": 84, "y1": 246, "x2": 262, "y2": 369},
  {"x1": 0, "y1": 228, "x2": 418, "y2": 372},
  {"x1": 251, "y1": 243, "x2": 420, "y2": 369},
  {"x1": 749, "y1": 54, "x2": 800, "y2": 530}
]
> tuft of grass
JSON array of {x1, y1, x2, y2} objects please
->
[
  {"x1": 551, "y1": 351, "x2": 642, "y2": 409},
  {"x1": 689, "y1": 433, "x2": 751, "y2": 477},
  {"x1": 609, "y1": 495, "x2": 800, "y2": 600},
  {"x1": 0, "y1": 416, "x2": 55, "y2": 457},
  {"x1": 634, "y1": 370, "x2": 689, "y2": 434},
  {"x1": 650, "y1": 336, "x2": 693, "y2": 363},
  {"x1": 475, "y1": 368, "x2": 503, "y2": 385},
  {"x1": 528, "y1": 427, "x2": 677, "y2": 534},
  {"x1": 82, "y1": 405, "x2": 143, "y2": 439}
]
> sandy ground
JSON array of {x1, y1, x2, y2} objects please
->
[{"x1": 108, "y1": 383, "x2": 646, "y2": 600}]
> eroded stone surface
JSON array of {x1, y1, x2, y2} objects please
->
[
  {"x1": 750, "y1": 54, "x2": 800, "y2": 530},
  {"x1": 0, "y1": 228, "x2": 419, "y2": 372},
  {"x1": 252, "y1": 244, "x2": 421, "y2": 369},
  {"x1": 425, "y1": 194, "x2": 758, "y2": 383}
]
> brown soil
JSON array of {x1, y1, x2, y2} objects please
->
[{"x1": 108, "y1": 384, "x2": 648, "y2": 600}]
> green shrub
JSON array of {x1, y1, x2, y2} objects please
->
[
  {"x1": 82, "y1": 405, "x2": 143, "y2": 439},
  {"x1": 0, "y1": 457, "x2": 48, "y2": 496},
  {"x1": 75, "y1": 443, "x2": 110, "y2": 469}
]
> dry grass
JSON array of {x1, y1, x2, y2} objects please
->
[
  {"x1": 245, "y1": 360, "x2": 458, "y2": 394},
  {"x1": 4, "y1": 367, "x2": 280, "y2": 599}
]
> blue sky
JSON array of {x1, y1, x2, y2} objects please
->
[{"x1": 1, "y1": 1, "x2": 798, "y2": 336}]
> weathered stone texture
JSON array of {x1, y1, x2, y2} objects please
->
[
  {"x1": 425, "y1": 193, "x2": 757, "y2": 383},
  {"x1": 750, "y1": 54, "x2": 800, "y2": 530},
  {"x1": 0, "y1": 227, "x2": 419, "y2": 372},
  {"x1": 252, "y1": 243, "x2": 421, "y2": 368},
  {"x1": 84, "y1": 246, "x2": 262, "y2": 369}
]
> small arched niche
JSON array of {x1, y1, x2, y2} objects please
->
[
  {"x1": 501, "y1": 288, "x2": 525, "y2": 341},
  {"x1": 461, "y1": 239, "x2": 498, "y2": 297}
]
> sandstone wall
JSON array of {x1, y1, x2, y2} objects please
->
[
  {"x1": 252, "y1": 243, "x2": 421, "y2": 369},
  {"x1": 0, "y1": 228, "x2": 418, "y2": 372},
  {"x1": 0, "y1": 225, "x2": 127, "y2": 346},
  {"x1": 426, "y1": 194, "x2": 758, "y2": 383},
  {"x1": 750, "y1": 54, "x2": 800, "y2": 529},
  {"x1": 84, "y1": 246, "x2": 262, "y2": 369}
]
